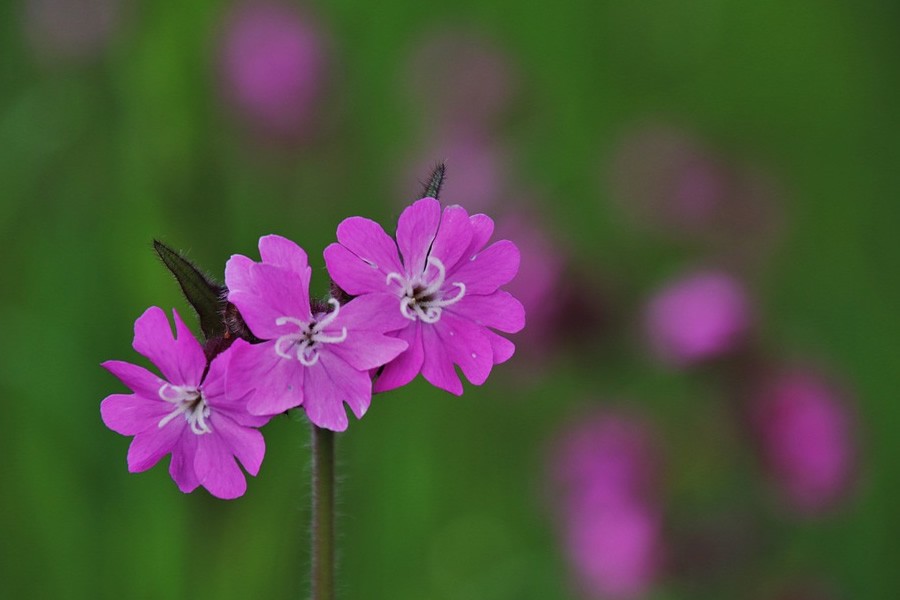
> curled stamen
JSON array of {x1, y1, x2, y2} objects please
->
[
  {"x1": 419, "y1": 256, "x2": 447, "y2": 298},
  {"x1": 314, "y1": 328, "x2": 347, "y2": 344},
  {"x1": 428, "y1": 282, "x2": 466, "y2": 308},
  {"x1": 312, "y1": 298, "x2": 342, "y2": 332},
  {"x1": 275, "y1": 334, "x2": 302, "y2": 359}
]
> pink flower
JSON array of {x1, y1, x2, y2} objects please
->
[
  {"x1": 644, "y1": 269, "x2": 751, "y2": 367},
  {"x1": 224, "y1": 235, "x2": 408, "y2": 431},
  {"x1": 218, "y1": 2, "x2": 328, "y2": 138},
  {"x1": 752, "y1": 369, "x2": 856, "y2": 515},
  {"x1": 324, "y1": 198, "x2": 525, "y2": 395},
  {"x1": 100, "y1": 307, "x2": 268, "y2": 500}
]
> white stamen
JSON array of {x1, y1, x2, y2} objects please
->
[
  {"x1": 156, "y1": 383, "x2": 212, "y2": 435},
  {"x1": 385, "y1": 256, "x2": 466, "y2": 324},
  {"x1": 273, "y1": 298, "x2": 348, "y2": 367}
]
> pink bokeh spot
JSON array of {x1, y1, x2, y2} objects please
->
[{"x1": 644, "y1": 270, "x2": 751, "y2": 367}]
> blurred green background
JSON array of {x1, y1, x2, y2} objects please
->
[{"x1": 1, "y1": 1, "x2": 899, "y2": 599}]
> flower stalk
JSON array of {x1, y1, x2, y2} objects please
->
[{"x1": 311, "y1": 424, "x2": 335, "y2": 600}]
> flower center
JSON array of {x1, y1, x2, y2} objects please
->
[
  {"x1": 386, "y1": 256, "x2": 466, "y2": 324},
  {"x1": 274, "y1": 298, "x2": 348, "y2": 367},
  {"x1": 157, "y1": 383, "x2": 212, "y2": 435}
]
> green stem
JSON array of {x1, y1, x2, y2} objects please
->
[{"x1": 311, "y1": 425, "x2": 335, "y2": 600}]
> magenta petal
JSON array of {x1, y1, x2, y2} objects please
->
[
  {"x1": 127, "y1": 421, "x2": 185, "y2": 472},
  {"x1": 132, "y1": 307, "x2": 206, "y2": 387},
  {"x1": 335, "y1": 216, "x2": 404, "y2": 276},
  {"x1": 258, "y1": 234, "x2": 310, "y2": 278},
  {"x1": 330, "y1": 329, "x2": 408, "y2": 371},
  {"x1": 226, "y1": 340, "x2": 305, "y2": 415},
  {"x1": 228, "y1": 263, "x2": 312, "y2": 340},
  {"x1": 435, "y1": 312, "x2": 494, "y2": 386},
  {"x1": 449, "y1": 240, "x2": 520, "y2": 296},
  {"x1": 210, "y1": 412, "x2": 266, "y2": 476},
  {"x1": 302, "y1": 352, "x2": 372, "y2": 431},
  {"x1": 486, "y1": 330, "x2": 516, "y2": 364},
  {"x1": 169, "y1": 432, "x2": 200, "y2": 493},
  {"x1": 466, "y1": 213, "x2": 495, "y2": 257},
  {"x1": 430, "y1": 204, "x2": 473, "y2": 271},
  {"x1": 224, "y1": 254, "x2": 257, "y2": 294},
  {"x1": 374, "y1": 324, "x2": 425, "y2": 393},
  {"x1": 205, "y1": 341, "x2": 271, "y2": 427},
  {"x1": 338, "y1": 293, "x2": 409, "y2": 332},
  {"x1": 324, "y1": 243, "x2": 390, "y2": 296},
  {"x1": 101, "y1": 393, "x2": 171, "y2": 436},
  {"x1": 397, "y1": 197, "x2": 441, "y2": 275},
  {"x1": 448, "y1": 291, "x2": 525, "y2": 333},
  {"x1": 194, "y1": 434, "x2": 247, "y2": 499},
  {"x1": 102, "y1": 360, "x2": 166, "y2": 399},
  {"x1": 420, "y1": 324, "x2": 463, "y2": 395}
]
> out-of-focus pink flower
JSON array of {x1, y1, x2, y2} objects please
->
[
  {"x1": 549, "y1": 411, "x2": 663, "y2": 600},
  {"x1": 608, "y1": 124, "x2": 782, "y2": 261},
  {"x1": 325, "y1": 198, "x2": 525, "y2": 396},
  {"x1": 493, "y1": 211, "x2": 566, "y2": 345},
  {"x1": 752, "y1": 369, "x2": 857, "y2": 515},
  {"x1": 218, "y1": 2, "x2": 328, "y2": 138},
  {"x1": 565, "y1": 504, "x2": 663, "y2": 600},
  {"x1": 24, "y1": 0, "x2": 122, "y2": 64},
  {"x1": 404, "y1": 28, "x2": 518, "y2": 132},
  {"x1": 399, "y1": 135, "x2": 509, "y2": 212},
  {"x1": 644, "y1": 269, "x2": 751, "y2": 368}
]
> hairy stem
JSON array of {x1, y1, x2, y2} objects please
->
[{"x1": 311, "y1": 425, "x2": 335, "y2": 600}]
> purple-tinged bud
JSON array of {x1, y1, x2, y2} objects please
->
[
  {"x1": 217, "y1": 2, "x2": 328, "y2": 139},
  {"x1": 399, "y1": 134, "x2": 509, "y2": 211},
  {"x1": 751, "y1": 369, "x2": 857, "y2": 516},
  {"x1": 24, "y1": 0, "x2": 123, "y2": 64},
  {"x1": 643, "y1": 269, "x2": 751, "y2": 368}
]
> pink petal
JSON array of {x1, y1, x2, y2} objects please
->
[
  {"x1": 301, "y1": 351, "x2": 373, "y2": 431},
  {"x1": 397, "y1": 197, "x2": 441, "y2": 275},
  {"x1": 430, "y1": 204, "x2": 474, "y2": 272},
  {"x1": 101, "y1": 393, "x2": 172, "y2": 436},
  {"x1": 224, "y1": 254, "x2": 257, "y2": 294},
  {"x1": 323, "y1": 243, "x2": 391, "y2": 296},
  {"x1": 448, "y1": 291, "x2": 526, "y2": 333},
  {"x1": 329, "y1": 329, "x2": 408, "y2": 371},
  {"x1": 435, "y1": 312, "x2": 494, "y2": 385},
  {"x1": 132, "y1": 307, "x2": 206, "y2": 387},
  {"x1": 374, "y1": 324, "x2": 424, "y2": 393},
  {"x1": 210, "y1": 412, "x2": 266, "y2": 476},
  {"x1": 127, "y1": 420, "x2": 185, "y2": 472},
  {"x1": 204, "y1": 340, "x2": 271, "y2": 427},
  {"x1": 486, "y1": 330, "x2": 516, "y2": 364},
  {"x1": 228, "y1": 262, "x2": 312, "y2": 340},
  {"x1": 335, "y1": 216, "x2": 404, "y2": 276},
  {"x1": 448, "y1": 240, "x2": 520, "y2": 296},
  {"x1": 102, "y1": 360, "x2": 166, "y2": 399},
  {"x1": 339, "y1": 293, "x2": 409, "y2": 331},
  {"x1": 169, "y1": 432, "x2": 200, "y2": 493},
  {"x1": 420, "y1": 324, "x2": 463, "y2": 395},
  {"x1": 258, "y1": 234, "x2": 310, "y2": 278},
  {"x1": 226, "y1": 340, "x2": 305, "y2": 416},
  {"x1": 467, "y1": 213, "x2": 495, "y2": 256},
  {"x1": 194, "y1": 434, "x2": 247, "y2": 499}
]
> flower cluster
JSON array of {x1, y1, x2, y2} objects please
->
[{"x1": 101, "y1": 197, "x2": 524, "y2": 498}]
